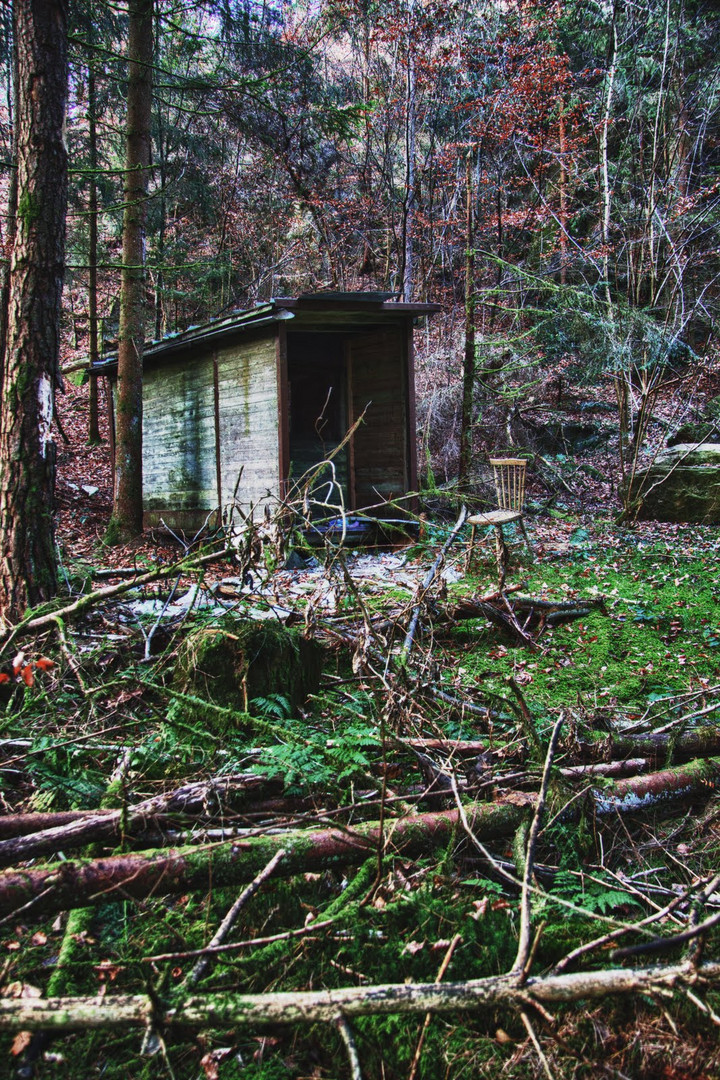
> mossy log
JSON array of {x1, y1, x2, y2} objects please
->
[
  {"x1": 0, "y1": 799, "x2": 532, "y2": 919},
  {"x1": 0, "y1": 960, "x2": 717, "y2": 1031},
  {"x1": 2, "y1": 758, "x2": 720, "y2": 919}
]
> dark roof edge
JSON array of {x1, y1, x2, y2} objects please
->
[
  {"x1": 272, "y1": 296, "x2": 441, "y2": 315},
  {"x1": 89, "y1": 295, "x2": 441, "y2": 375},
  {"x1": 91, "y1": 309, "x2": 292, "y2": 374}
]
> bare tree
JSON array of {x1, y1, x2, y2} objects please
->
[{"x1": 109, "y1": 0, "x2": 153, "y2": 542}]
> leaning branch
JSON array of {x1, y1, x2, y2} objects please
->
[{"x1": 0, "y1": 543, "x2": 236, "y2": 652}]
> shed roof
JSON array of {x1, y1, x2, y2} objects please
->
[{"x1": 94, "y1": 293, "x2": 441, "y2": 375}]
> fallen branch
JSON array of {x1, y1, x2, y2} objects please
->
[
  {"x1": 0, "y1": 543, "x2": 237, "y2": 652},
  {"x1": 0, "y1": 773, "x2": 279, "y2": 867},
  {"x1": 2, "y1": 757, "x2": 720, "y2": 919},
  {"x1": 182, "y1": 849, "x2": 286, "y2": 990},
  {"x1": 448, "y1": 594, "x2": 607, "y2": 644},
  {"x1": 0, "y1": 960, "x2": 718, "y2": 1031}
]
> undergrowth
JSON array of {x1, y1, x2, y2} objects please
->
[{"x1": 0, "y1": 521, "x2": 719, "y2": 1077}]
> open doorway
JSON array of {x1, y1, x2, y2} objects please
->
[{"x1": 287, "y1": 332, "x2": 350, "y2": 512}]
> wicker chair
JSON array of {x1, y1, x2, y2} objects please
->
[{"x1": 467, "y1": 458, "x2": 533, "y2": 579}]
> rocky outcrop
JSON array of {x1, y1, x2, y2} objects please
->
[{"x1": 628, "y1": 443, "x2": 720, "y2": 522}]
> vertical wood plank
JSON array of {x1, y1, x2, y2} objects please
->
[
  {"x1": 276, "y1": 322, "x2": 289, "y2": 500},
  {"x1": 212, "y1": 350, "x2": 222, "y2": 525},
  {"x1": 345, "y1": 338, "x2": 356, "y2": 510},
  {"x1": 405, "y1": 319, "x2": 418, "y2": 500}
]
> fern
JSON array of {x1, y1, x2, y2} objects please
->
[
  {"x1": 250, "y1": 693, "x2": 292, "y2": 721},
  {"x1": 551, "y1": 870, "x2": 641, "y2": 916}
]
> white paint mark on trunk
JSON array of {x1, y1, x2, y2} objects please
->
[{"x1": 38, "y1": 376, "x2": 53, "y2": 458}]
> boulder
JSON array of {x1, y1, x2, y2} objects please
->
[{"x1": 628, "y1": 443, "x2": 720, "y2": 522}]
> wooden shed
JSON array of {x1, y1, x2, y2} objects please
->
[{"x1": 104, "y1": 292, "x2": 439, "y2": 532}]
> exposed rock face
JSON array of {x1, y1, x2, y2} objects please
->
[{"x1": 629, "y1": 443, "x2": 720, "y2": 522}]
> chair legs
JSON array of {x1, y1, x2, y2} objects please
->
[
  {"x1": 493, "y1": 524, "x2": 508, "y2": 590},
  {"x1": 519, "y1": 518, "x2": 534, "y2": 562},
  {"x1": 466, "y1": 519, "x2": 532, "y2": 582}
]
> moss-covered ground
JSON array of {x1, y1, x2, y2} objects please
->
[{"x1": 0, "y1": 518, "x2": 719, "y2": 1078}]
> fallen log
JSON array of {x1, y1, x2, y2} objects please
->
[
  {"x1": 584, "y1": 727, "x2": 720, "y2": 765},
  {"x1": 593, "y1": 756, "x2": 720, "y2": 813},
  {"x1": 448, "y1": 594, "x2": 607, "y2": 636},
  {"x1": 398, "y1": 728, "x2": 720, "y2": 768},
  {"x1": 0, "y1": 799, "x2": 532, "y2": 920},
  {"x1": 559, "y1": 759, "x2": 650, "y2": 779},
  {"x1": 2, "y1": 757, "x2": 720, "y2": 920},
  {"x1": 0, "y1": 959, "x2": 717, "y2": 1031},
  {"x1": 0, "y1": 773, "x2": 279, "y2": 867}
]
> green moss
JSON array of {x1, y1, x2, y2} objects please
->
[
  {"x1": 453, "y1": 527, "x2": 720, "y2": 714},
  {"x1": 17, "y1": 188, "x2": 40, "y2": 227},
  {"x1": 174, "y1": 617, "x2": 325, "y2": 721}
]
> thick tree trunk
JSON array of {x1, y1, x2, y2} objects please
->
[
  {"x1": 110, "y1": 0, "x2": 153, "y2": 541},
  {"x1": 0, "y1": 18, "x2": 18, "y2": 382},
  {"x1": 0, "y1": 0, "x2": 68, "y2": 624}
]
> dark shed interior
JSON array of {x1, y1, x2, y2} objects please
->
[{"x1": 287, "y1": 332, "x2": 349, "y2": 507}]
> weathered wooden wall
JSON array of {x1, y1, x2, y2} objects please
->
[
  {"x1": 216, "y1": 334, "x2": 279, "y2": 518},
  {"x1": 142, "y1": 354, "x2": 217, "y2": 529}
]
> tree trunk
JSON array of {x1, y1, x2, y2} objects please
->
[
  {"x1": 0, "y1": 0, "x2": 68, "y2": 624},
  {"x1": 400, "y1": 0, "x2": 416, "y2": 301},
  {"x1": 110, "y1": 0, "x2": 153, "y2": 542},
  {"x1": 0, "y1": 14, "x2": 18, "y2": 383},
  {"x1": 87, "y1": 51, "x2": 101, "y2": 445},
  {"x1": 458, "y1": 150, "x2": 475, "y2": 490}
]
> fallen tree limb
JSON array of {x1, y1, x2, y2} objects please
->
[
  {"x1": 0, "y1": 960, "x2": 718, "y2": 1031},
  {"x1": 0, "y1": 543, "x2": 236, "y2": 651},
  {"x1": 593, "y1": 755, "x2": 720, "y2": 812},
  {"x1": 448, "y1": 594, "x2": 607, "y2": 633},
  {"x1": 2, "y1": 757, "x2": 720, "y2": 920},
  {"x1": 397, "y1": 728, "x2": 720, "y2": 769},
  {"x1": 0, "y1": 773, "x2": 279, "y2": 866}
]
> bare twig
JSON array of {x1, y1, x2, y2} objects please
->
[
  {"x1": 513, "y1": 714, "x2": 564, "y2": 979},
  {"x1": 181, "y1": 849, "x2": 286, "y2": 990},
  {"x1": 336, "y1": 1014, "x2": 364, "y2": 1080},
  {"x1": 520, "y1": 1009, "x2": 557, "y2": 1080},
  {"x1": 407, "y1": 933, "x2": 462, "y2": 1080},
  {"x1": 400, "y1": 507, "x2": 467, "y2": 664}
]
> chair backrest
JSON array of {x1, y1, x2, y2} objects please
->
[{"x1": 489, "y1": 458, "x2": 527, "y2": 511}]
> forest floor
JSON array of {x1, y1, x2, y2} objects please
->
[{"x1": 0, "y1": 373, "x2": 718, "y2": 1078}]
